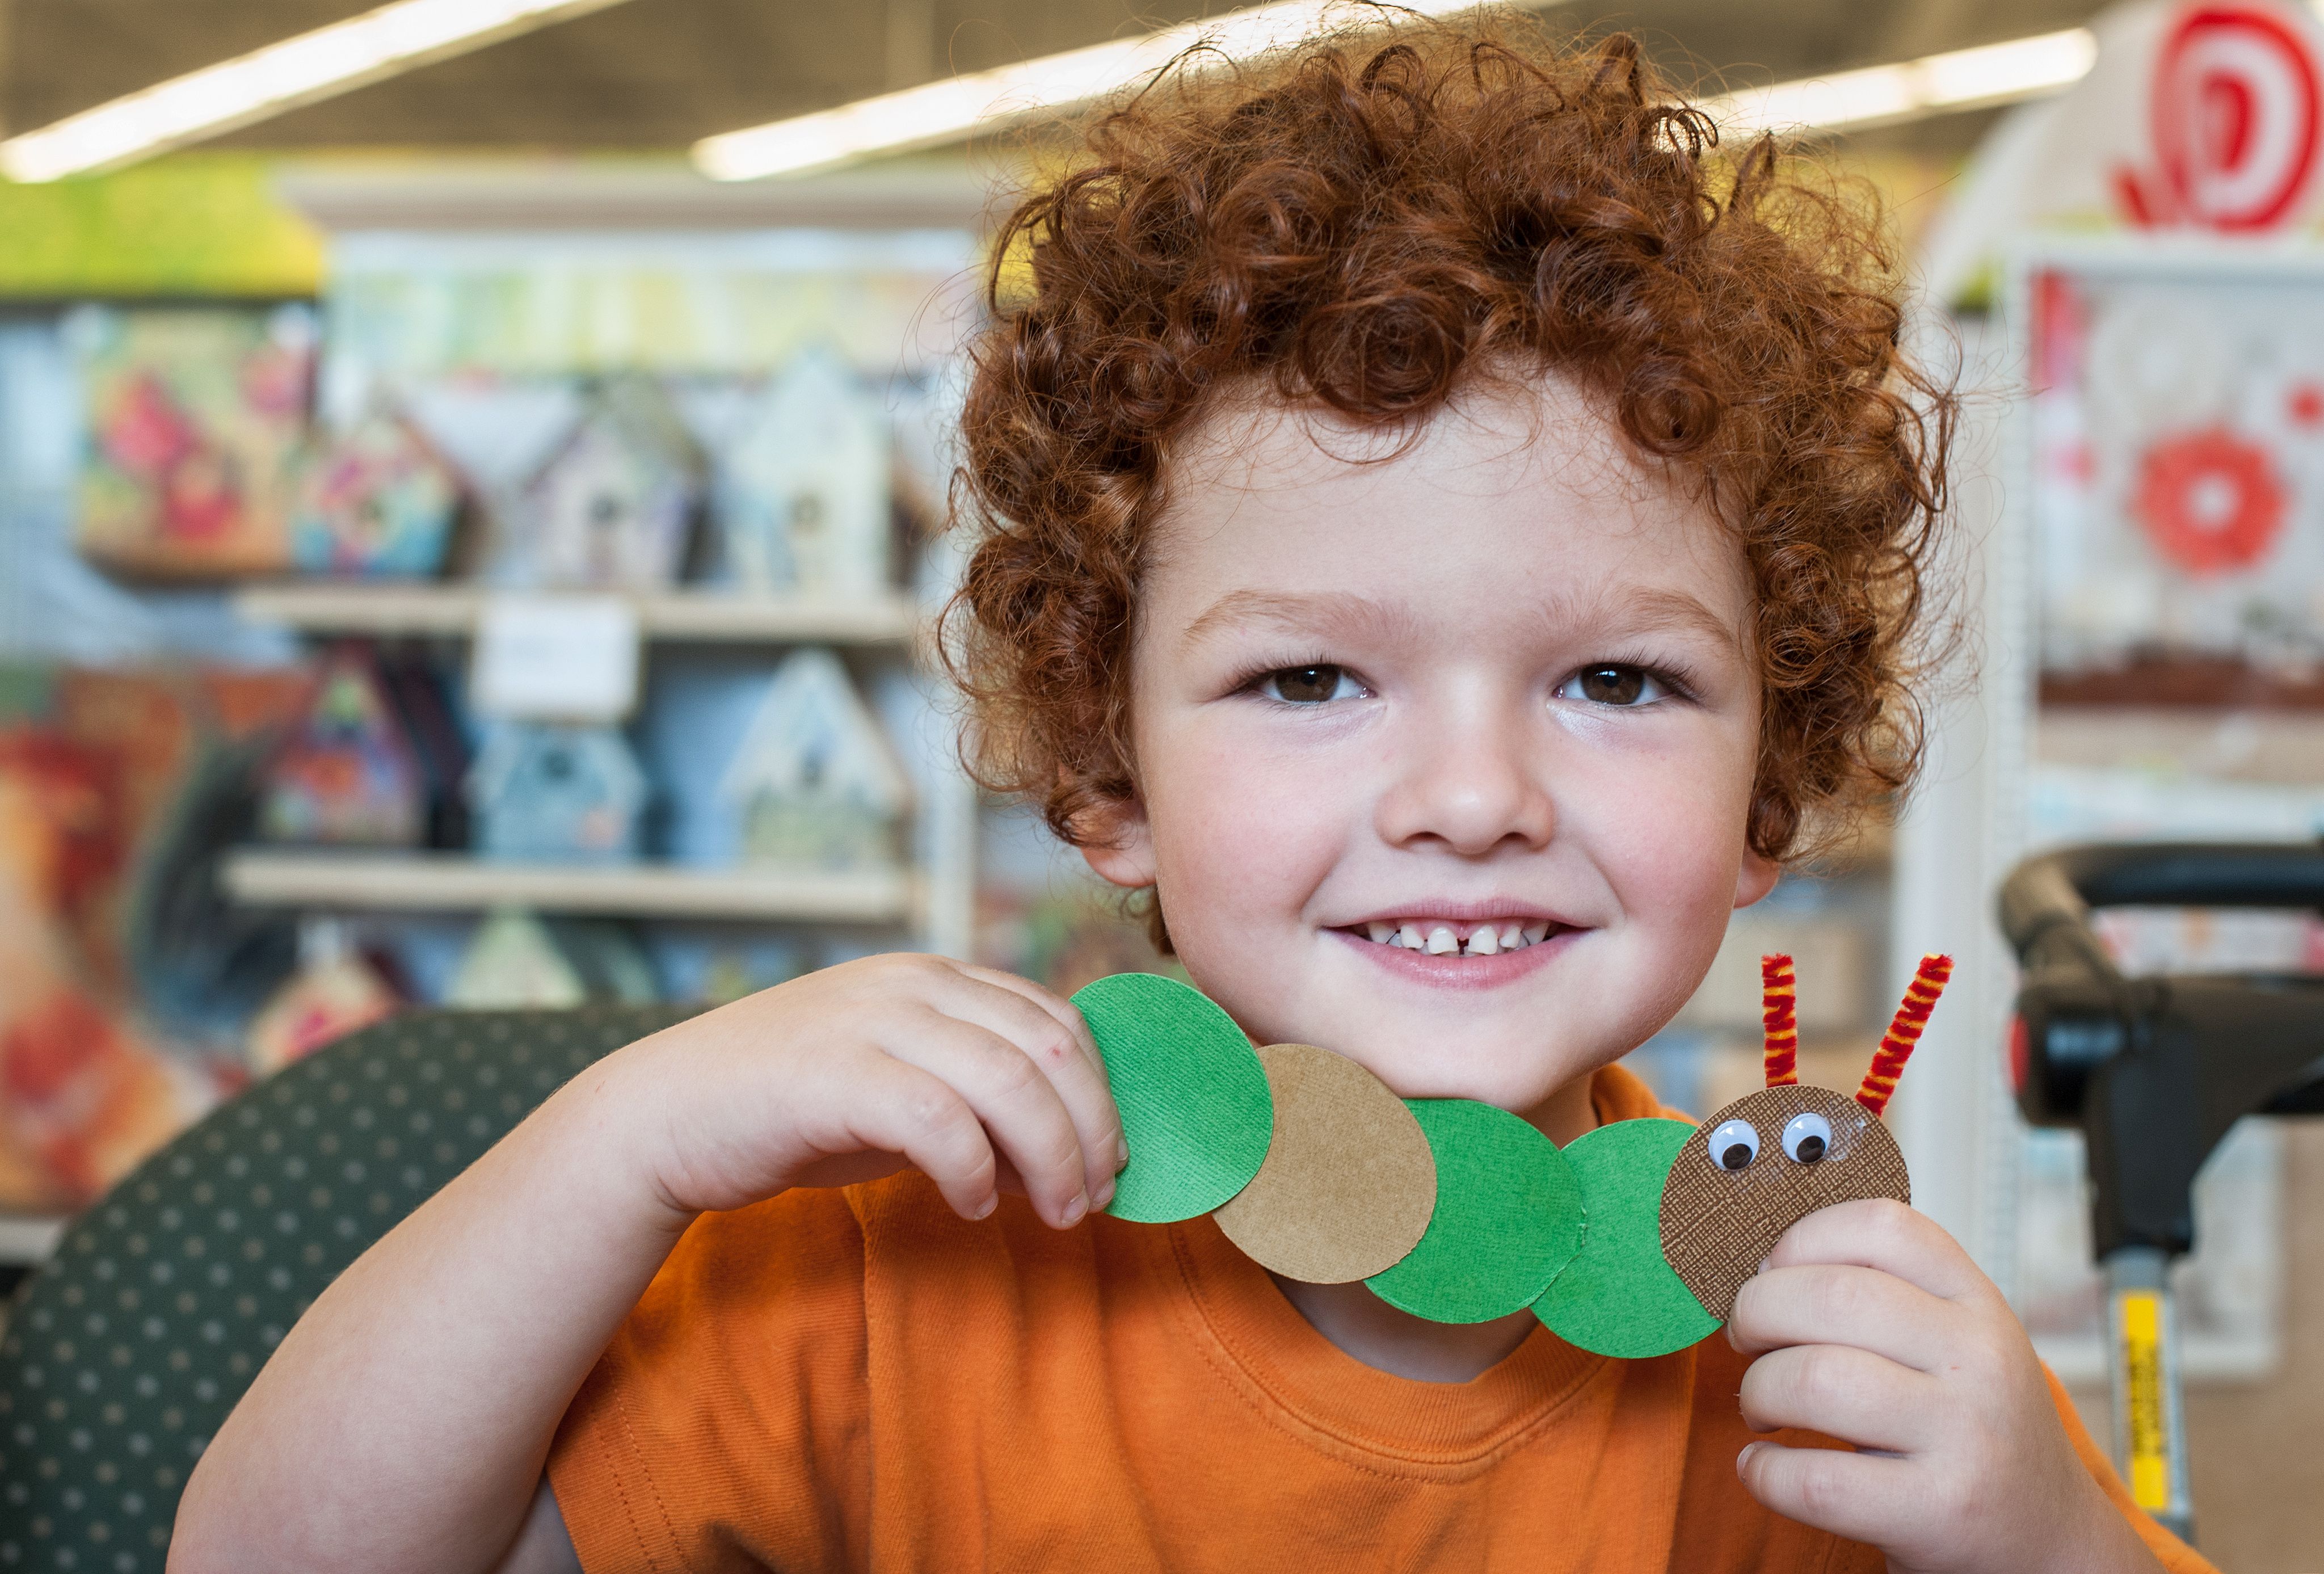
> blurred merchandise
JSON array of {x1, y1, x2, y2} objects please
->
[
  {"x1": 243, "y1": 919, "x2": 400, "y2": 1077},
  {"x1": 718, "y1": 647, "x2": 907, "y2": 870},
  {"x1": 713, "y1": 346, "x2": 892, "y2": 596},
  {"x1": 259, "y1": 649, "x2": 425, "y2": 847},
  {"x1": 502, "y1": 377, "x2": 701, "y2": 592},
  {"x1": 445, "y1": 907, "x2": 654, "y2": 1009},
  {"x1": 1923, "y1": 0, "x2": 2324, "y2": 305},
  {"x1": 646, "y1": 927, "x2": 802, "y2": 1006},
  {"x1": 1674, "y1": 915, "x2": 1871, "y2": 1036},
  {"x1": 288, "y1": 403, "x2": 465, "y2": 578},
  {"x1": 0, "y1": 668, "x2": 309, "y2": 1208},
  {"x1": 467, "y1": 721, "x2": 647, "y2": 864},
  {"x1": 975, "y1": 878, "x2": 1174, "y2": 1000},
  {"x1": 2029, "y1": 264, "x2": 2324, "y2": 692},
  {"x1": 68, "y1": 303, "x2": 316, "y2": 579},
  {"x1": 319, "y1": 229, "x2": 975, "y2": 387},
  {"x1": 374, "y1": 656, "x2": 472, "y2": 849}
]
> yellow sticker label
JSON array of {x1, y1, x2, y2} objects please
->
[{"x1": 2119, "y1": 1290, "x2": 2170, "y2": 1510}]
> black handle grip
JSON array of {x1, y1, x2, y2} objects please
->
[{"x1": 1997, "y1": 843, "x2": 2324, "y2": 1259}]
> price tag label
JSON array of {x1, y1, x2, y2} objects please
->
[{"x1": 471, "y1": 595, "x2": 641, "y2": 721}]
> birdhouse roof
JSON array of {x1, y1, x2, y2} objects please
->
[
  {"x1": 292, "y1": 653, "x2": 413, "y2": 753},
  {"x1": 468, "y1": 722, "x2": 649, "y2": 809},
  {"x1": 725, "y1": 347, "x2": 887, "y2": 476},
  {"x1": 716, "y1": 648, "x2": 910, "y2": 811},
  {"x1": 525, "y1": 376, "x2": 702, "y2": 491}
]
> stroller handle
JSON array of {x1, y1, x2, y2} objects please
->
[
  {"x1": 2000, "y1": 841, "x2": 2324, "y2": 974},
  {"x1": 1997, "y1": 843, "x2": 2324, "y2": 1259}
]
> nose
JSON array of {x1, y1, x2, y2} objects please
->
[{"x1": 1373, "y1": 691, "x2": 1555, "y2": 856}]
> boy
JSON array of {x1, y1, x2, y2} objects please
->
[{"x1": 174, "y1": 19, "x2": 2209, "y2": 1573}]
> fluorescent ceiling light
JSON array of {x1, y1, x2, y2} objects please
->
[
  {"x1": 694, "y1": 0, "x2": 1489, "y2": 183},
  {"x1": 1713, "y1": 28, "x2": 2097, "y2": 137},
  {"x1": 700, "y1": 13, "x2": 2104, "y2": 184},
  {"x1": 0, "y1": 0, "x2": 637, "y2": 183}
]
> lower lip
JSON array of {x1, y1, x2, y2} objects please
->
[{"x1": 1331, "y1": 927, "x2": 1578, "y2": 989}]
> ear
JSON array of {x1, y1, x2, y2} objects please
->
[
  {"x1": 1076, "y1": 795, "x2": 1159, "y2": 891},
  {"x1": 1732, "y1": 848, "x2": 1780, "y2": 910}
]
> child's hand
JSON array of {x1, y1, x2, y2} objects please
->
[
  {"x1": 1726, "y1": 1199, "x2": 2167, "y2": 1574},
  {"x1": 606, "y1": 954, "x2": 1126, "y2": 1230}
]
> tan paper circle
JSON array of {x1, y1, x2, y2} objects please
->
[
  {"x1": 1658, "y1": 1083, "x2": 1910, "y2": 1321},
  {"x1": 1212, "y1": 1042, "x2": 1438, "y2": 1284}
]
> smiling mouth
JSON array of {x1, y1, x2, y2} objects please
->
[{"x1": 1339, "y1": 918, "x2": 1568, "y2": 958}]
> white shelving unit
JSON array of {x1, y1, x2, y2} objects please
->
[
  {"x1": 218, "y1": 168, "x2": 990, "y2": 978},
  {"x1": 231, "y1": 584, "x2": 921, "y2": 646},
  {"x1": 224, "y1": 849, "x2": 916, "y2": 924}
]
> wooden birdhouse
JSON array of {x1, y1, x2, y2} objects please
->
[
  {"x1": 714, "y1": 347, "x2": 892, "y2": 597},
  {"x1": 288, "y1": 404, "x2": 464, "y2": 578},
  {"x1": 70, "y1": 304, "x2": 314, "y2": 580},
  {"x1": 717, "y1": 648, "x2": 908, "y2": 870},
  {"x1": 466, "y1": 721, "x2": 647, "y2": 864},
  {"x1": 245, "y1": 920, "x2": 399, "y2": 1076},
  {"x1": 445, "y1": 908, "x2": 657, "y2": 1009},
  {"x1": 446, "y1": 908, "x2": 587, "y2": 1009},
  {"x1": 506, "y1": 377, "x2": 701, "y2": 591},
  {"x1": 260, "y1": 650, "x2": 425, "y2": 847}
]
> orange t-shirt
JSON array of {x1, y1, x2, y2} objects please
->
[{"x1": 548, "y1": 1066, "x2": 2214, "y2": 1573}]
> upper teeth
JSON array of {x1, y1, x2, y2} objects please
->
[{"x1": 1358, "y1": 920, "x2": 1555, "y2": 955}]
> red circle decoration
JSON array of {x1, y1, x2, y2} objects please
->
[
  {"x1": 2150, "y1": 4, "x2": 2324, "y2": 232},
  {"x1": 2133, "y1": 427, "x2": 2289, "y2": 575}
]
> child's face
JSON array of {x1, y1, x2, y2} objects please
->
[{"x1": 1080, "y1": 374, "x2": 1777, "y2": 1120}]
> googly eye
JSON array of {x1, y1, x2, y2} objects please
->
[
  {"x1": 1782, "y1": 1112, "x2": 1833, "y2": 1164},
  {"x1": 1708, "y1": 1118, "x2": 1760, "y2": 1172}
]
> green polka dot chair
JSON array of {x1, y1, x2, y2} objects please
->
[{"x1": 0, "y1": 1004, "x2": 691, "y2": 1571}]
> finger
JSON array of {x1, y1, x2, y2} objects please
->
[
  {"x1": 953, "y1": 963, "x2": 1104, "y2": 1066},
  {"x1": 1728, "y1": 1263, "x2": 1964, "y2": 1371},
  {"x1": 833, "y1": 1058, "x2": 1001, "y2": 1221},
  {"x1": 921, "y1": 971, "x2": 1126, "y2": 1206},
  {"x1": 1737, "y1": 1342, "x2": 1936, "y2": 1454},
  {"x1": 1762, "y1": 1198, "x2": 1995, "y2": 1304},
  {"x1": 1736, "y1": 1440, "x2": 1914, "y2": 1547},
  {"x1": 880, "y1": 1011, "x2": 1093, "y2": 1228}
]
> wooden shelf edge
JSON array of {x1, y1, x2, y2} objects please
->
[
  {"x1": 230, "y1": 584, "x2": 922, "y2": 645},
  {"x1": 222, "y1": 849, "x2": 917, "y2": 923}
]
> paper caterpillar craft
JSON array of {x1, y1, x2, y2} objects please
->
[{"x1": 1072, "y1": 951, "x2": 1952, "y2": 1360}]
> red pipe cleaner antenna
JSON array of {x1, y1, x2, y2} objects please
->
[
  {"x1": 1857, "y1": 954, "x2": 1953, "y2": 1117},
  {"x1": 1761, "y1": 953, "x2": 1799, "y2": 1087}
]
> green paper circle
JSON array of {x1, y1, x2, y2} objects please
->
[
  {"x1": 1072, "y1": 973, "x2": 1274, "y2": 1223},
  {"x1": 1365, "y1": 1099, "x2": 1582, "y2": 1324},
  {"x1": 1534, "y1": 1117, "x2": 1720, "y2": 1358}
]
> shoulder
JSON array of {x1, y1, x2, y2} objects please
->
[{"x1": 1590, "y1": 1061, "x2": 1690, "y2": 1125}]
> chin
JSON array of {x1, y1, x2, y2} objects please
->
[{"x1": 1323, "y1": 1028, "x2": 1599, "y2": 1114}]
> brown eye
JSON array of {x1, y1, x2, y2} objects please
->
[
  {"x1": 1567, "y1": 666, "x2": 1648, "y2": 705},
  {"x1": 1260, "y1": 665, "x2": 1361, "y2": 704}
]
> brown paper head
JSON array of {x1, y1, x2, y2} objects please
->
[
  {"x1": 1657, "y1": 1083, "x2": 1909, "y2": 1321},
  {"x1": 1212, "y1": 1042, "x2": 1437, "y2": 1283}
]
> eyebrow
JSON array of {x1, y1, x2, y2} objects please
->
[
  {"x1": 1177, "y1": 590, "x2": 1420, "y2": 651},
  {"x1": 1178, "y1": 584, "x2": 1744, "y2": 654},
  {"x1": 1585, "y1": 586, "x2": 1748, "y2": 653}
]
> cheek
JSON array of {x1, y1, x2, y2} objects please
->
[
  {"x1": 1139, "y1": 723, "x2": 1359, "y2": 933},
  {"x1": 1565, "y1": 723, "x2": 1756, "y2": 925}
]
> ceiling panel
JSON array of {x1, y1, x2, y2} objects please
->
[{"x1": 0, "y1": 0, "x2": 2116, "y2": 155}]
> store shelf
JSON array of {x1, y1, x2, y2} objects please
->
[
  {"x1": 230, "y1": 584, "x2": 922, "y2": 645},
  {"x1": 0, "y1": 1214, "x2": 67, "y2": 1266},
  {"x1": 222, "y1": 849, "x2": 916, "y2": 923}
]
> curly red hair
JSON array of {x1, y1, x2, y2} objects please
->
[{"x1": 945, "y1": 14, "x2": 1952, "y2": 933}]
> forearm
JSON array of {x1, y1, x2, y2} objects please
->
[{"x1": 170, "y1": 1047, "x2": 693, "y2": 1574}]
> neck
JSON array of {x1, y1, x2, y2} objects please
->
[{"x1": 1269, "y1": 1068, "x2": 1602, "y2": 1382}]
